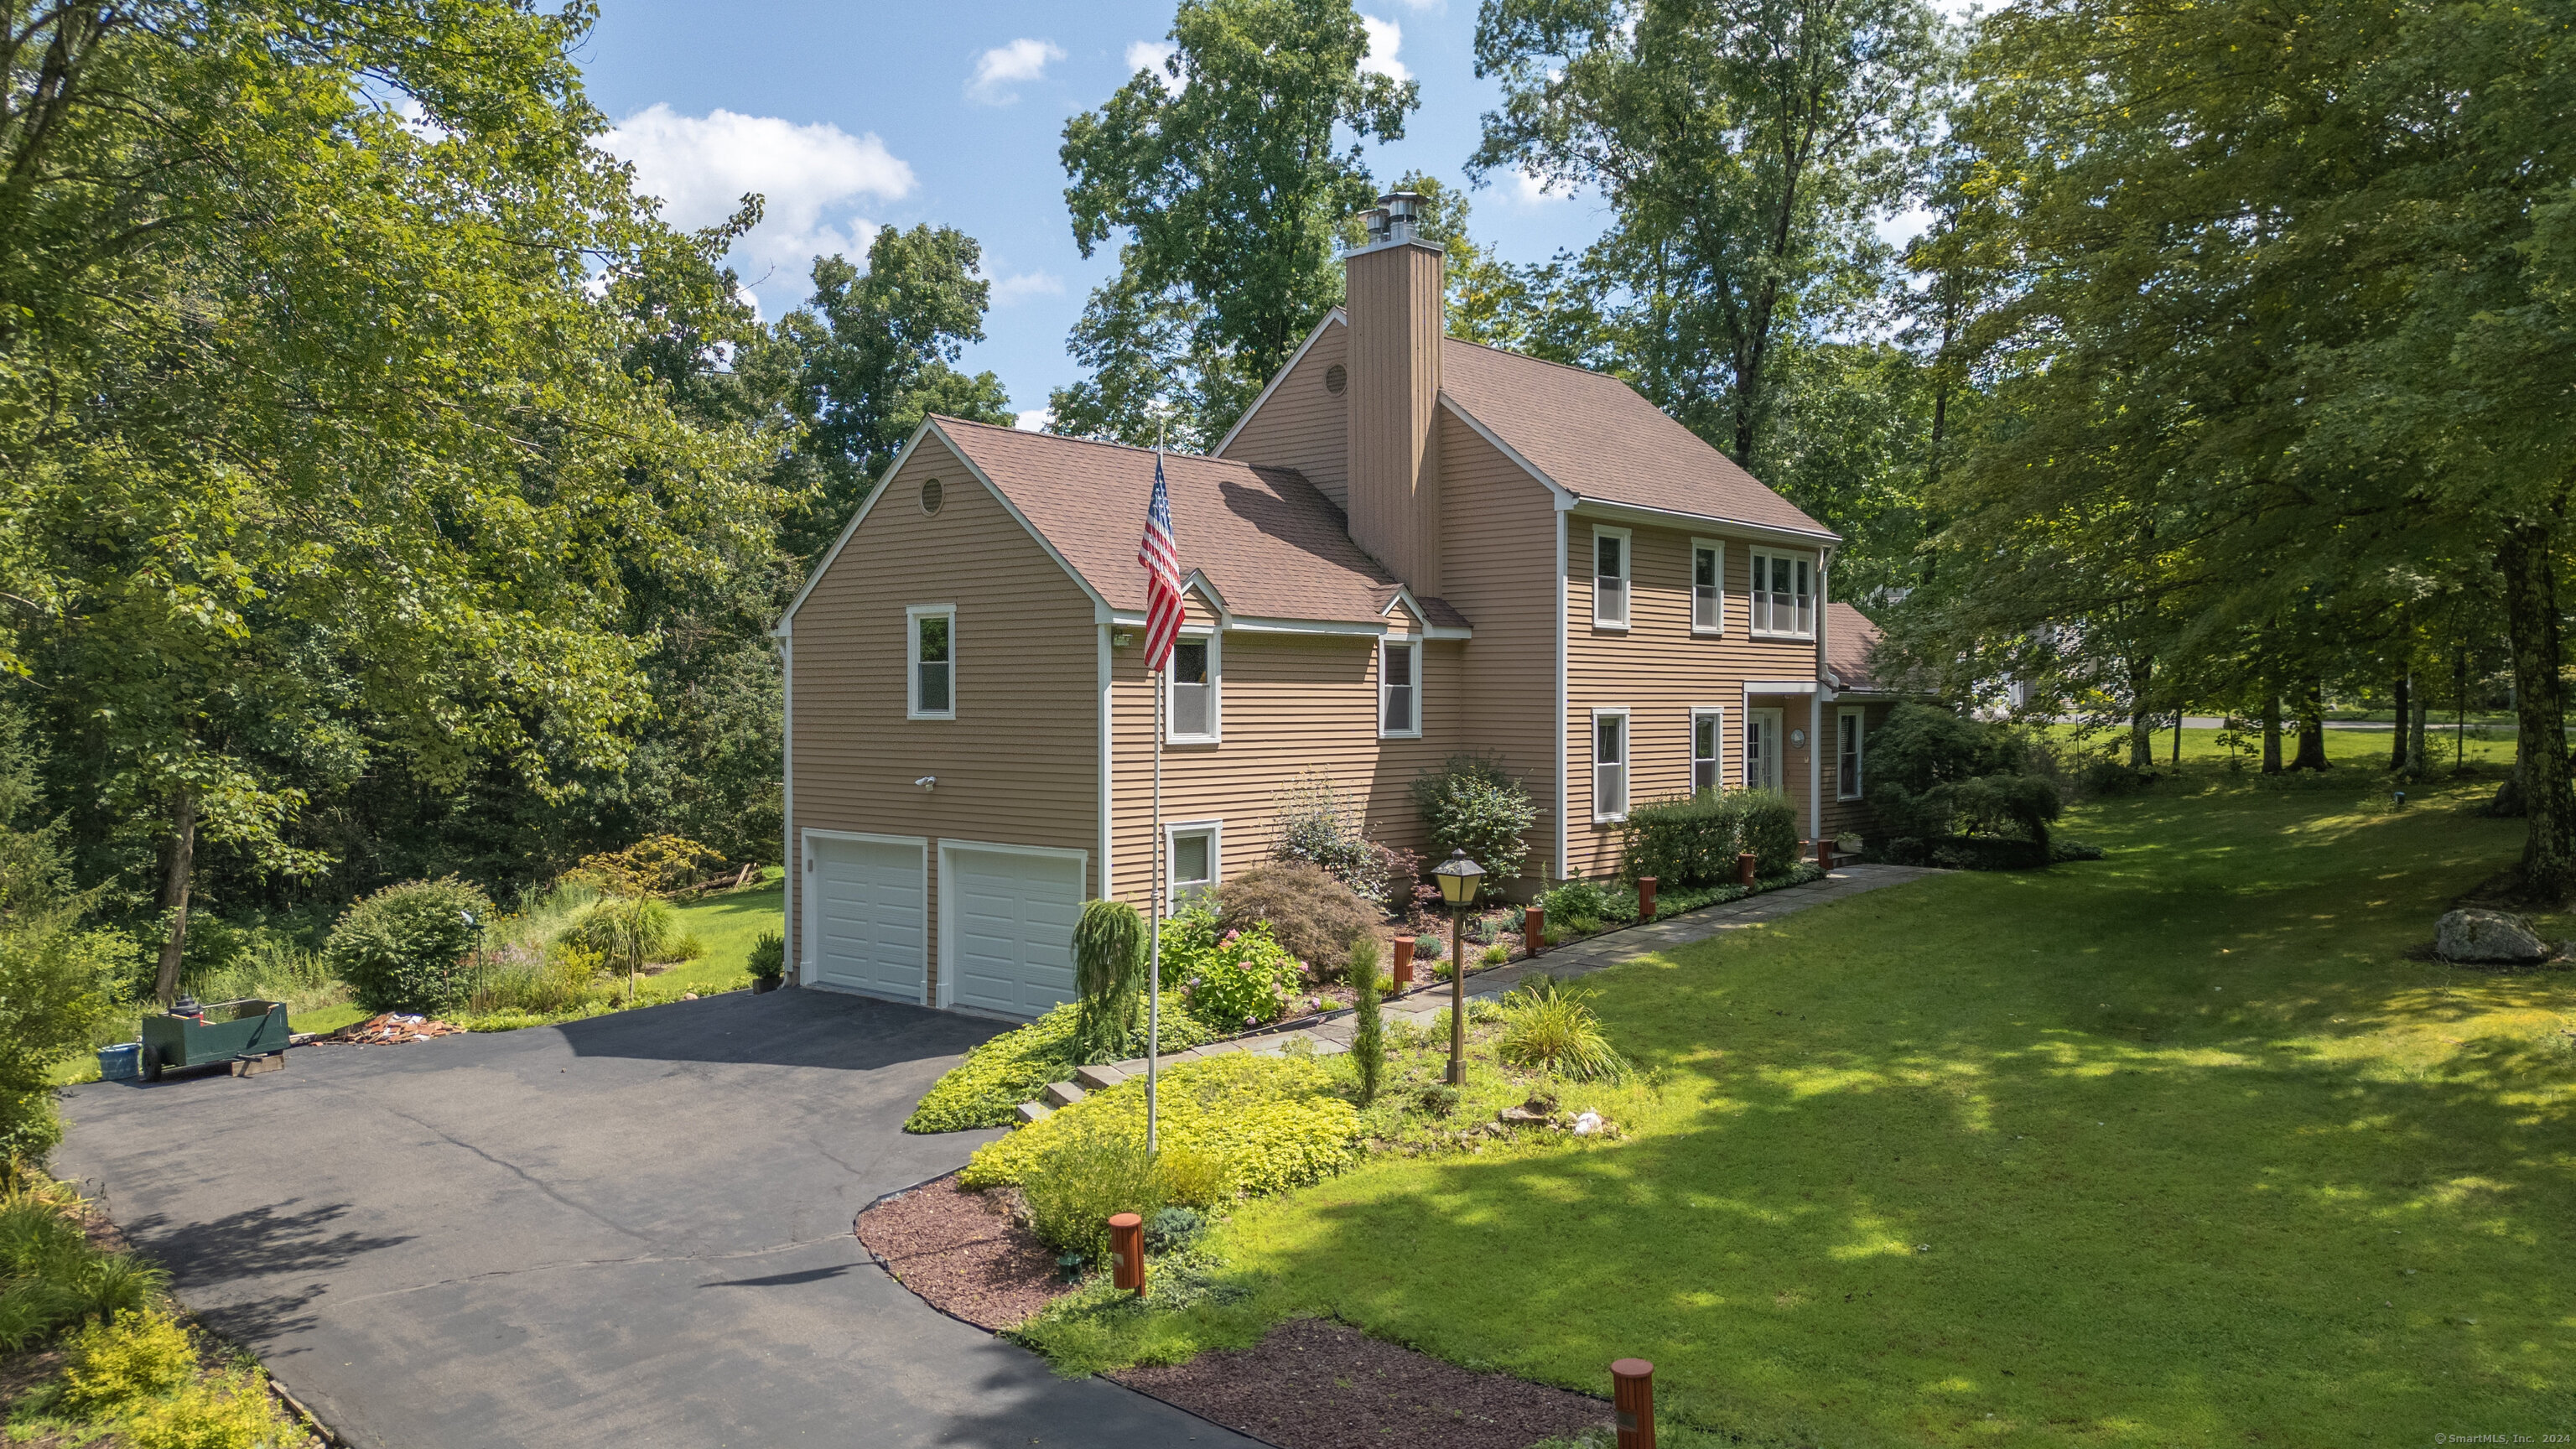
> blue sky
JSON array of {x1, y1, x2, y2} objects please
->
[{"x1": 576, "y1": 0, "x2": 1618, "y2": 426}]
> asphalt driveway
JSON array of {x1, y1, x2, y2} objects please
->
[{"x1": 55, "y1": 988, "x2": 1255, "y2": 1448}]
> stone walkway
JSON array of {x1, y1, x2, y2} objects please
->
[{"x1": 1024, "y1": 863, "x2": 1944, "y2": 1119}]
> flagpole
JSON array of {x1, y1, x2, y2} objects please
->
[{"x1": 1146, "y1": 424, "x2": 1166, "y2": 1158}]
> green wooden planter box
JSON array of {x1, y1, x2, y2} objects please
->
[{"x1": 142, "y1": 1000, "x2": 290, "y2": 1077}]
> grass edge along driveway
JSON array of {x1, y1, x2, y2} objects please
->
[{"x1": 1201, "y1": 764, "x2": 2575, "y2": 1446}]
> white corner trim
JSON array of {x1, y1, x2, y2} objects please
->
[
  {"x1": 1554, "y1": 511, "x2": 1568, "y2": 879},
  {"x1": 1213, "y1": 309, "x2": 1347, "y2": 459},
  {"x1": 782, "y1": 633, "x2": 797, "y2": 979},
  {"x1": 1098, "y1": 621, "x2": 1114, "y2": 900}
]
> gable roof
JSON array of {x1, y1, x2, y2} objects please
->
[
  {"x1": 930, "y1": 417, "x2": 1468, "y2": 631},
  {"x1": 1438, "y1": 337, "x2": 1835, "y2": 541},
  {"x1": 1825, "y1": 601, "x2": 1889, "y2": 694}
]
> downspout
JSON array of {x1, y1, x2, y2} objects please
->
[
  {"x1": 1812, "y1": 552, "x2": 1830, "y2": 866},
  {"x1": 1555, "y1": 509, "x2": 1569, "y2": 886}
]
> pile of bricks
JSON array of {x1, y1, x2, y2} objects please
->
[{"x1": 325, "y1": 1014, "x2": 463, "y2": 1046}]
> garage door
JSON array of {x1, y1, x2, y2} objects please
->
[
  {"x1": 808, "y1": 835, "x2": 927, "y2": 1001},
  {"x1": 943, "y1": 847, "x2": 1083, "y2": 1018}
]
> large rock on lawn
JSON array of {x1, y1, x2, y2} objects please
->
[{"x1": 2434, "y1": 907, "x2": 2551, "y2": 964}]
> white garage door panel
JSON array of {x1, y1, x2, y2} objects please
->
[
  {"x1": 811, "y1": 837, "x2": 926, "y2": 1000},
  {"x1": 946, "y1": 849, "x2": 1083, "y2": 1018}
]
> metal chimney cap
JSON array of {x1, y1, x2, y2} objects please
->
[{"x1": 1379, "y1": 190, "x2": 1426, "y2": 214}]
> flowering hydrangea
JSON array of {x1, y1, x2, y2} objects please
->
[{"x1": 1177, "y1": 924, "x2": 1306, "y2": 1029}]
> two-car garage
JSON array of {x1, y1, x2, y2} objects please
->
[{"x1": 802, "y1": 832, "x2": 1084, "y2": 1019}]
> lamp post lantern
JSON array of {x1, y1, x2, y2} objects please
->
[{"x1": 1433, "y1": 850, "x2": 1483, "y2": 1086}]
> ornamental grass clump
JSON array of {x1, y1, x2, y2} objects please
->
[{"x1": 1496, "y1": 976, "x2": 1631, "y2": 1083}]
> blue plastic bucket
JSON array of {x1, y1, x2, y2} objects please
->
[{"x1": 96, "y1": 1042, "x2": 142, "y2": 1081}]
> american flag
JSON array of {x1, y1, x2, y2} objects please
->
[{"x1": 1137, "y1": 451, "x2": 1182, "y2": 673}]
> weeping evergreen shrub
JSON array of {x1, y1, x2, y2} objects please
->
[{"x1": 1072, "y1": 899, "x2": 1146, "y2": 1062}]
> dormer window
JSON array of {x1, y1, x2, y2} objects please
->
[
  {"x1": 1749, "y1": 548, "x2": 1814, "y2": 637},
  {"x1": 1592, "y1": 527, "x2": 1631, "y2": 630}
]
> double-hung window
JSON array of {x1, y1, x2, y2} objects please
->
[
  {"x1": 1691, "y1": 540, "x2": 1724, "y2": 633},
  {"x1": 1379, "y1": 639, "x2": 1419, "y2": 737},
  {"x1": 1166, "y1": 634, "x2": 1218, "y2": 742},
  {"x1": 906, "y1": 605, "x2": 954, "y2": 719},
  {"x1": 1748, "y1": 549, "x2": 1815, "y2": 636},
  {"x1": 1592, "y1": 527, "x2": 1631, "y2": 630},
  {"x1": 1592, "y1": 709, "x2": 1629, "y2": 822},
  {"x1": 1838, "y1": 709, "x2": 1865, "y2": 800},
  {"x1": 1692, "y1": 709, "x2": 1724, "y2": 795},
  {"x1": 1167, "y1": 821, "x2": 1221, "y2": 907}
]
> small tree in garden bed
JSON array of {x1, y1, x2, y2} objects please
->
[
  {"x1": 1214, "y1": 862, "x2": 1376, "y2": 976},
  {"x1": 1348, "y1": 938, "x2": 1385, "y2": 1107},
  {"x1": 1072, "y1": 899, "x2": 1147, "y2": 1063},
  {"x1": 1411, "y1": 754, "x2": 1536, "y2": 886},
  {"x1": 1863, "y1": 704, "x2": 2066, "y2": 865},
  {"x1": 562, "y1": 834, "x2": 720, "y2": 1005}
]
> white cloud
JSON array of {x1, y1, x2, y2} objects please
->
[
  {"x1": 605, "y1": 104, "x2": 912, "y2": 293},
  {"x1": 1513, "y1": 164, "x2": 1572, "y2": 205},
  {"x1": 990, "y1": 271, "x2": 1066, "y2": 306},
  {"x1": 968, "y1": 38, "x2": 1065, "y2": 105},
  {"x1": 1015, "y1": 408, "x2": 1055, "y2": 433},
  {"x1": 1127, "y1": 39, "x2": 1184, "y2": 96},
  {"x1": 1358, "y1": 16, "x2": 1410, "y2": 83}
]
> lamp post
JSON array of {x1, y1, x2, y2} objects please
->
[{"x1": 1434, "y1": 849, "x2": 1484, "y2": 1086}]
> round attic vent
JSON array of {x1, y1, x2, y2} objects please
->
[
  {"x1": 1324, "y1": 363, "x2": 1348, "y2": 395},
  {"x1": 921, "y1": 477, "x2": 944, "y2": 515}
]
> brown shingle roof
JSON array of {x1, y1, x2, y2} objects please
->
[
  {"x1": 1826, "y1": 602, "x2": 1888, "y2": 693},
  {"x1": 1439, "y1": 338, "x2": 1835, "y2": 539},
  {"x1": 932, "y1": 417, "x2": 1467, "y2": 630}
]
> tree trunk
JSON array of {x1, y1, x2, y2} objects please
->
[
  {"x1": 2391, "y1": 676, "x2": 2410, "y2": 771},
  {"x1": 151, "y1": 790, "x2": 199, "y2": 1008},
  {"x1": 2290, "y1": 681, "x2": 2331, "y2": 771},
  {"x1": 2127, "y1": 656, "x2": 2155, "y2": 768},
  {"x1": 2262, "y1": 692, "x2": 2283, "y2": 774},
  {"x1": 2172, "y1": 709, "x2": 2184, "y2": 766},
  {"x1": 2497, "y1": 519, "x2": 2576, "y2": 900},
  {"x1": 2411, "y1": 694, "x2": 2429, "y2": 774}
]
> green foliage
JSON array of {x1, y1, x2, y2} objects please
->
[
  {"x1": 903, "y1": 995, "x2": 1213, "y2": 1134},
  {"x1": 1349, "y1": 938, "x2": 1384, "y2": 1108},
  {"x1": 1145, "y1": 1205, "x2": 1208, "y2": 1254},
  {"x1": 62, "y1": 1309, "x2": 198, "y2": 1414},
  {"x1": 1410, "y1": 755, "x2": 1537, "y2": 886},
  {"x1": 747, "y1": 930, "x2": 786, "y2": 984},
  {"x1": 1177, "y1": 925, "x2": 1307, "y2": 1030},
  {"x1": 1016, "y1": 1119, "x2": 1168, "y2": 1261},
  {"x1": 1052, "y1": 0, "x2": 1419, "y2": 445},
  {"x1": 1073, "y1": 900, "x2": 1148, "y2": 1062},
  {"x1": 0, "y1": 1187, "x2": 171, "y2": 1352},
  {"x1": 120, "y1": 1369, "x2": 293, "y2": 1449},
  {"x1": 1735, "y1": 792, "x2": 1802, "y2": 876},
  {"x1": 556, "y1": 897, "x2": 699, "y2": 965},
  {"x1": 1495, "y1": 979, "x2": 1630, "y2": 1083},
  {"x1": 1266, "y1": 771, "x2": 1411, "y2": 910},
  {"x1": 1863, "y1": 704, "x2": 2059, "y2": 850},
  {"x1": 1619, "y1": 790, "x2": 1801, "y2": 886},
  {"x1": 1213, "y1": 862, "x2": 1379, "y2": 976},
  {"x1": 0, "y1": 911, "x2": 133, "y2": 1162},
  {"x1": 463, "y1": 945, "x2": 605, "y2": 1018},
  {"x1": 1539, "y1": 877, "x2": 1617, "y2": 932},
  {"x1": 323, "y1": 878, "x2": 495, "y2": 1015},
  {"x1": 964, "y1": 1053, "x2": 1360, "y2": 1201}
]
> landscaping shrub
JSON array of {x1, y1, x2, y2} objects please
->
[
  {"x1": 324, "y1": 876, "x2": 495, "y2": 1015},
  {"x1": 1016, "y1": 1119, "x2": 1166, "y2": 1260},
  {"x1": 121, "y1": 1369, "x2": 292, "y2": 1449},
  {"x1": 62, "y1": 1308, "x2": 197, "y2": 1413},
  {"x1": 556, "y1": 896, "x2": 699, "y2": 964},
  {"x1": 1737, "y1": 792, "x2": 1802, "y2": 875},
  {"x1": 0, "y1": 910, "x2": 131, "y2": 1163},
  {"x1": 2079, "y1": 756, "x2": 2155, "y2": 797},
  {"x1": 1213, "y1": 862, "x2": 1377, "y2": 975},
  {"x1": 1348, "y1": 938, "x2": 1384, "y2": 1108},
  {"x1": 1950, "y1": 771, "x2": 2064, "y2": 851},
  {"x1": 747, "y1": 930, "x2": 785, "y2": 983},
  {"x1": 0, "y1": 1184, "x2": 172, "y2": 1353},
  {"x1": 964, "y1": 1053, "x2": 1360, "y2": 1201},
  {"x1": 1497, "y1": 978, "x2": 1630, "y2": 1082},
  {"x1": 1411, "y1": 928, "x2": 1444, "y2": 961},
  {"x1": 1540, "y1": 877, "x2": 1617, "y2": 935},
  {"x1": 1177, "y1": 925, "x2": 1306, "y2": 1030},
  {"x1": 1862, "y1": 704, "x2": 2058, "y2": 849},
  {"x1": 1410, "y1": 753, "x2": 1536, "y2": 886},
  {"x1": 464, "y1": 944, "x2": 602, "y2": 1018},
  {"x1": 1270, "y1": 771, "x2": 1416, "y2": 909},
  {"x1": 902, "y1": 995, "x2": 1211, "y2": 1133},
  {"x1": 1620, "y1": 792, "x2": 1743, "y2": 886},
  {"x1": 1144, "y1": 1205, "x2": 1207, "y2": 1253},
  {"x1": 1072, "y1": 899, "x2": 1147, "y2": 1061}
]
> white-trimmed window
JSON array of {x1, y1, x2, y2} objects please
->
[
  {"x1": 1745, "y1": 708, "x2": 1783, "y2": 792},
  {"x1": 1692, "y1": 709, "x2": 1725, "y2": 795},
  {"x1": 1592, "y1": 709, "x2": 1629, "y2": 822},
  {"x1": 1166, "y1": 632, "x2": 1219, "y2": 742},
  {"x1": 1691, "y1": 539, "x2": 1724, "y2": 634},
  {"x1": 1167, "y1": 820, "x2": 1221, "y2": 907},
  {"x1": 1379, "y1": 638, "x2": 1420, "y2": 737},
  {"x1": 1749, "y1": 549, "x2": 1815, "y2": 636},
  {"x1": 1838, "y1": 708, "x2": 1865, "y2": 800},
  {"x1": 1592, "y1": 527, "x2": 1631, "y2": 630},
  {"x1": 906, "y1": 605, "x2": 954, "y2": 719}
]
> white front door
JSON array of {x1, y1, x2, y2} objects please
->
[
  {"x1": 943, "y1": 845, "x2": 1085, "y2": 1018},
  {"x1": 807, "y1": 834, "x2": 927, "y2": 1001},
  {"x1": 1746, "y1": 708, "x2": 1784, "y2": 794}
]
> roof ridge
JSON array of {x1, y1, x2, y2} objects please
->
[
  {"x1": 933, "y1": 413, "x2": 1255, "y2": 468},
  {"x1": 1441, "y1": 333, "x2": 1634, "y2": 386}
]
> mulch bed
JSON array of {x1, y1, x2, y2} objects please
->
[
  {"x1": 854, "y1": 1172, "x2": 1065, "y2": 1332},
  {"x1": 1115, "y1": 1318, "x2": 1613, "y2": 1449}
]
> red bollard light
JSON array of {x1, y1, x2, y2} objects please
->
[
  {"x1": 1108, "y1": 1213, "x2": 1145, "y2": 1296},
  {"x1": 1391, "y1": 934, "x2": 1415, "y2": 988},
  {"x1": 1611, "y1": 1358, "x2": 1655, "y2": 1449},
  {"x1": 1736, "y1": 850, "x2": 1757, "y2": 887},
  {"x1": 1523, "y1": 906, "x2": 1545, "y2": 958},
  {"x1": 1636, "y1": 876, "x2": 1658, "y2": 922}
]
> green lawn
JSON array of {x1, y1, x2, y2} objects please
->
[
  {"x1": 657, "y1": 870, "x2": 783, "y2": 993},
  {"x1": 1181, "y1": 744, "x2": 2573, "y2": 1445}
]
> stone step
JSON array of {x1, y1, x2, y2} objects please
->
[
  {"x1": 1015, "y1": 1101, "x2": 1052, "y2": 1125},
  {"x1": 1073, "y1": 1063, "x2": 1126, "y2": 1092},
  {"x1": 1042, "y1": 1079, "x2": 1087, "y2": 1109}
]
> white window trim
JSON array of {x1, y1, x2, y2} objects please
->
[
  {"x1": 1747, "y1": 548, "x2": 1816, "y2": 640},
  {"x1": 1838, "y1": 707, "x2": 1866, "y2": 801},
  {"x1": 1690, "y1": 538, "x2": 1726, "y2": 636},
  {"x1": 1592, "y1": 707, "x2": 1631, "y2": 823},
  {"x1": 1164, "y1": 818, "x2": 1223, "y2": 910},
  {"x1": 1591, "y1": 526, "x2": 1633, "y2": 631},
  {"x1": 1691, "y1": 707, "x2": 1727, "y2": 797},
  {"x1": 1164, "y1": 627, "x2": 1221, "y2": 744},
  {"x1": 906, "y1": 604, "x2": 956, "y2": 720},
  {"x1": 1379, "y1": 636, "x2": 1423, "y2": 739}
]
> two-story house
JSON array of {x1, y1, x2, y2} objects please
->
[{"x1": 775, "y1": 190, "x2": 1892, "y2": 1018}]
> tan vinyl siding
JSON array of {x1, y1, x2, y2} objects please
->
[
  {"x1": 1435, "y1": 408, "x2": 1561, "y2": 886},
  {"x1": 1823, "y1": 699, "x2": 1896, "y2": 844},
  {"x1": 787, "y1": 438, "x2": 1100, "y2": 995},
  {"x1": 1565, "y1": 518, "x2": 1825, "y2": 880},
  {"x1": 1344, "y1": 242, "x2": 1445, "y2": 592},
  {"x1": 1219, "y1": 321, "x2": 1350, "y2": 507}
]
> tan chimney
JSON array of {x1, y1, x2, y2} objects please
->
[{"x1": 1344, "y1": 190, "x2": 1444, "y2": 595}]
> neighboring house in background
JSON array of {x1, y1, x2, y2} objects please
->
[{"x1": 775, "y1": 190, "x2": 1888, "y2": 1018}]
